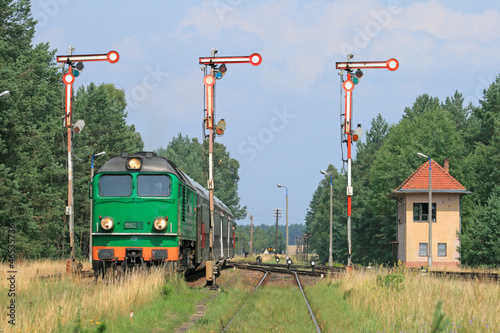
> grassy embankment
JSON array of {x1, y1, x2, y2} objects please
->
[
  {"x1": 196, "y1": 256, "x2": 500, "y2": 332},
  {"x1": 1, "y1": 258, "x2": 499, "y2": 332},
  {"x1": 0, "y1": 260, "x2": 208, "y2": 332},
  {"x1": 309, "y1": 265, "x2": 499, "y2": 332}
]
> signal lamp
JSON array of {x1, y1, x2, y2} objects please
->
[
  {"x1": 352, "y1": 124, "x2": 364, "y2": 142},
  {"x1": 72, "y1": 62, "x2": 84, "y2": 77},
  {"x1": 352, "y1": 69, "x2": 363, "y2": 84},
  {"x1": 153, "y1": 217, "x2": 168, "y2": 231},
  {"x1": 127, "y1": 157, "x2": 142, "y2": 170},
  {"x1": 100, "y1": 217, "x2": 114, "y2": 230},
  {"x1": 311, "y1": 260, "x2": 316, "y2": 271},
  {"x1": 73, "y1": 119, "x2": 85, "y2": 134},
  {"x1": 216, "y1": 119, "x2": 226, "y2": 136},
  {"x1": 275, "y1": 256, "x2": 280, "y2": 263},
  {"x1": 215, "y1": 64, "x2": 227, "y2": 80}
]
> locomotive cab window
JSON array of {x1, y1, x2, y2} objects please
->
[
  {"x1": 138, "y1": 175, "x2": 171, "y2": 197},
  {"x1": 99, "y1": 175, "x2": 132, "y2": 197}
]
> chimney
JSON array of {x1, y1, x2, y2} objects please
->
[{"x1": 444, "y1": 158, "x2": 449, "y2": 173}]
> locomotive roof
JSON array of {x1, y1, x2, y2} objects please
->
[
  {"x1": 97, "y1": 152, "x2": 186, "y2": 179},
  {"x1": 97, "y1": 152, "x2": 233, "y2": 217},
  {"x1": 181, "y1": 172, "x2": 233, "y2": 216}
]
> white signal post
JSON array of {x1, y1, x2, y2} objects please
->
[
  {"x1": 335, "y1": 56, "x2": 399, "y2": 268},
  {"x1": 200, "y1": 50, "x2": 262, "y2": 288},
  {"x1": 56, "y1": 49, "x2": 119, "y2": 269}
]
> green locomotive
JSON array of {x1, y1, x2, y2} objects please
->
[{"x1": 90, "y1": 152, "x2": 234, "y2": 275}]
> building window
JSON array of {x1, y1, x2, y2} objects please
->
[
  {"x1": 438, "y1": 243, "x2": 447, "y2": 257},
  {"x1": 419, "y1": 243, "x2": 428, "y2": 257},
  {"x1": 413, "y1": 203, "x2": 436, "y2": 222}
]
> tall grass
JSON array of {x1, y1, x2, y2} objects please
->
[
  {"x1": 308, "y1": 266, "x2": 500, "y2": 332},
  {"x1": 0, "y1": 260, "x2": 206, "y2": 332},
  {"x1": 3, "y1": 260, "x2": 498, "y2": 332}
]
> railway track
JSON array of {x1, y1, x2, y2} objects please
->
[
  {"x1": 222, "y1": 263, "x2": 322, "y2": 332},
  {"x1": 231, "y1": 261, "x2": 499, "y2": 282}
]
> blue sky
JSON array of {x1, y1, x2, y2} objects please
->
[{"x1": 32, "y1": 0, "x2": 500, "y2": 226}]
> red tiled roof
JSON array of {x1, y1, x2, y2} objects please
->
[{"x1": 393, "y1": 160, "x2": 467, "y2": 192}]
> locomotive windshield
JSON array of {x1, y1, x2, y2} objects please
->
[
  {"x1": 137, "y1": 175, "x2": 171, "y2": 197},
  {"x1": 99, "y1": 175, "x2": 132, "y2": 197}
]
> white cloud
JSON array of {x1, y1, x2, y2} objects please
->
[
  {"x1": 391, "y1": 1, "x2": 500, "y2": 43},
  {"x1": 174, "y1": 0, "x2": 414, "y2": 92},
  {"x1": 111, "y1": 35, "x2": 148, "y2": 63}
]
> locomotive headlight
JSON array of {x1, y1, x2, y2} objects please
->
[
  {"x1": 127, "y1": 157, "x2": 142, "y2": 170},
  {"x1": 153, "y1": 217, "x2": 168, "y2": 231},
  {"x1": 100, "y1": 217, "x2": 114, "y2": 230}
]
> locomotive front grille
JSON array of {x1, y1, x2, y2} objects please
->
[
  {"x1": 98, "y1": 249, "x2": 115, "y2": 260},
  {"x1": 151, "y1": 249, "x2": 168, "y2": 260}
]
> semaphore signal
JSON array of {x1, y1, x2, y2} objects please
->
[
  {"x1": 200, "y1": 49, "x2": 262, "y2": 289},
  {"x1": 335, "y1": 54, "x2": 399, "y2": 268},
  {"x1": 56, "y1": 48, "x2": 120, "y2": 271}
]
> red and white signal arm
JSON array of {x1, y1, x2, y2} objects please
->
[
  {"x1": 57, "y1": 51, "x2": 120, "y2": 64},
  {"x1": 336, "y1": 58, "x2": 399, "y2": 71},
  {"x1": 343, "y1": 77, "x2": 354, "y2": 133},
  {"x1": 199, "y1": 53, "x2": 262, "y2": 66},
  {"x1": 63, "y1": 70, "x2": 75, "y2": 127},
  {"x1": 204, "y1": 75, "x2": 215, "y2": 129}
]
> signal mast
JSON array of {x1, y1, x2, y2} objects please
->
[
  {"x1": 199, "y1": 49, "x2": 262, "y2": 288},
  {"x1": 56, "y1": 48, "x2": 119, "y2": 271},
  {"x1": 336, "y1": 54, "x2": 399, "y2": 267}
]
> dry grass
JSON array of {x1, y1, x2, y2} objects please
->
[
  {"x1": 313, "y1": 266, "x2": 500, "y2": 331},
  {"x1": 1, "y1": 260, "x2": 172, "y2": 332}
]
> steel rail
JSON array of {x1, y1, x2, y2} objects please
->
[
  {"x1": 292, "y1": 270, "x2": 321, "y2": 333},
  {"x1": 225, "y1": 263, "x2": 322, "y2": 332},
  {"x1": 232, "y1": 261, "x2": 499, "y2": 282},
  {"x1": 221, "y1": 268, "x2": 269, "y2": 333}
]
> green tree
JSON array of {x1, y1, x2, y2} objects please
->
[
  {"x1": 0, "y1": 0, "x2": 66, "y2": 259},
  {"x1": 252, "y1": 226, "x2": 269, "y2": 254},
  {"x1": 156, "y1": 133, "x2": 246, "y2": 220},
  {"x1": 352, "y1": 114, "x2": 392, "y2": 264},
  {"x1": 458, "y1": 75, "x2": 500, "y2": 266},
  {"x1": 368, "y1": 97, "x2": 466, "y2": 263},
  {"x1": 234, "y1": 224, "x2": 249, "y2": 255},
  {"x1": 0, "y1": 1, "x2": 145, "y2": 260},
  {"x1": 459, "y1": 186, "x2": 500, "y2": 266},
  {"x1": 306, "y1": 166, "x2": 347, "y2": 265},
  {"x1": 461, "y1": 75, "x2": 500, "y2": 205},
  {"x1": 156, "y1": 133, "x2": 204, "y2": 181}
]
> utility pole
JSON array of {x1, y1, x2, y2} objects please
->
[
  {"x1": 56, "y1": 49, "x2": 119, "y2": 271},
  {"x1": 247, "y1": 211, "x2": 254, "y2": 256},
  {"x1": 335, "y1": 55, "x2": 398, "y2": 268},
  {"x1": 321, "y1": 170, "x2": 333, "y2": 266},
  {"x1": 418, "y1": 153, "x2": 433, "y2": 268},
  {"x1": 273, "y1": 208, "x2": 282, "y2": 257},
  {"x1": 199, "y1": 50, "x2": 262, "y2": 288},
  {"x1": 277, "y1": 184, "x2": 289, "y2": 257}
]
